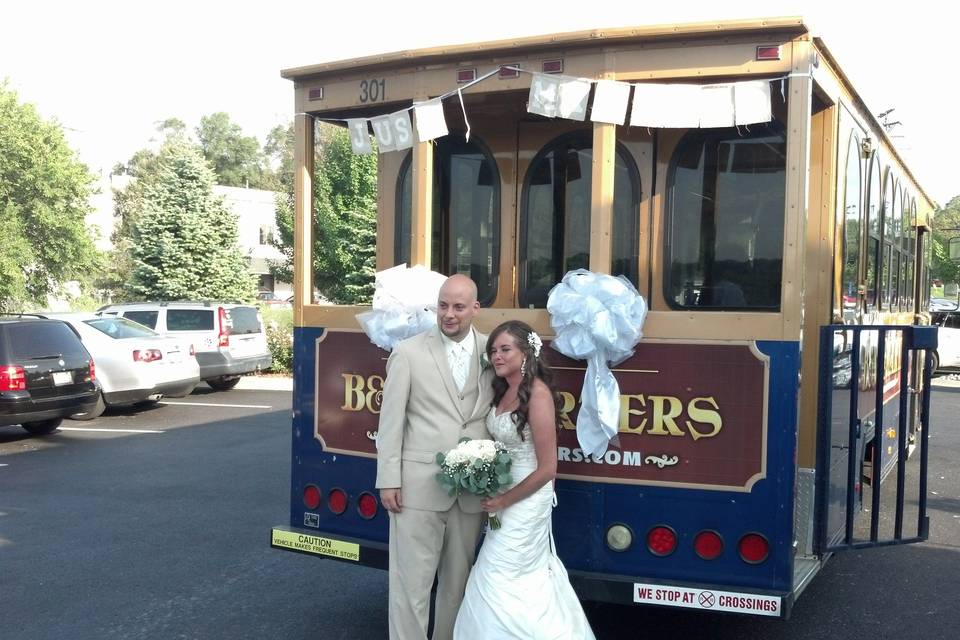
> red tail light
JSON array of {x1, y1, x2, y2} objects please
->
[
  {"x1": 303, "y1": 485, "x2": 322, "y2": 510},
  {"x1": 738, "y1": 533, "x2": 770, "y2": 564},
  {"x1": 693, "y1": 530, "x2": 724, "y2": 560},
  {"x1": 89, "y1": 361, "x2": 96, "y2": 381},
  {"x1": 218, "y1": 307, "x2": 230, "y2": 347},
  {"x1": 327, "y1": 488, "x2": 348, "y2": 515},
  {"x1": 358, "y1": 492, "x2": 378, "y2": 519},
  {"x1": 0, "y1": 365, "x2": 27, "y2": 391},
  {"x1": 646, "y1": 525, "x2": 678, "y2": 557},
  {"x1": 133, "y1": 349, "x2": 163, "y2": 362}
]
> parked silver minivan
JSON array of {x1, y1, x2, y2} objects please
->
[{"x1": 97, "y1": 302, "x2": 272, "y2": 390}]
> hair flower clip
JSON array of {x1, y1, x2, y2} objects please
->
[{"x1": 527, "y1": 331, "x2": 542, "y2": 358}]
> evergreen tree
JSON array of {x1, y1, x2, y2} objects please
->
[{"x1": 128, "y1": 141, "x2": 256, "y2": 301}]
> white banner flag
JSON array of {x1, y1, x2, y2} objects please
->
[
  {"x1": 734, "y1": 80, "x2": 772, "y2": 125},
  {"x1": 630, "y1": 83, "x2": 701, "y2": 128},
  {"x1": 590, "y1": 79, "x2": 631, "y2": 125},
  {"x1": 346, "y1": 119, "x2": 373, "y2": 155},
  {"x1": 414, "y1": 98, "x2": 448, "y2": 142},
  {"x1": 557, "y1": 77, "x2": 592, "y2": 121},
  {"x1": 698, "y1": 84, "x2": 735, "y2": 128},
  {"x1": 389, "y1": 111, "x2": 414, "y2": 150},
  {"x1": 371, "y1": 115, "x2": 398, "y2": 153},
  {"x1": 528, "y1": 73, "x2": 561, "y2": 118}
]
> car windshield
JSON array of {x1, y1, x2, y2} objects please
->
[{"x1": 85, "y1": 317, "x2": 159, "y2": 339}]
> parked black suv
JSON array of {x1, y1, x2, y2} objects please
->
[{"x1": 0, "y1": 316, "x2": 101, "y2": 435}]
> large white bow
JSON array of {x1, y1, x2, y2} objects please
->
[
  {"x1": 356, "y1": 264, "x2": 447, "y2": 351},
  {"x1": 547, "y1": 269, "x2": 648, "y2": 457}
]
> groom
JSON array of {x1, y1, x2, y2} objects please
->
[{"x1": 376, "y1": 274, "x2": 494, "y2": 640}]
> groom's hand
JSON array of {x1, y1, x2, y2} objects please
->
[{"x1": 380, "y1": 488, "x2": 402, "y2": 513}]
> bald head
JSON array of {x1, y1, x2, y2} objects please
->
[{"x1": 437, "y1": 275, "x2": 480, "y2": 341}]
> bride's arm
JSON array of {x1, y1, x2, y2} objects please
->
[{"x1": 481, "y1": 380, "x2": 557, "y2": 512}]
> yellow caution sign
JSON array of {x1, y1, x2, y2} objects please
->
[{"x1": 272, "y1": 529, "x2": 360, "y2": 561}]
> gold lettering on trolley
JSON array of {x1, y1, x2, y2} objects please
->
[
  {"x1": 340, "y1": 373, "x2": 384, "y2": 413},
  {"x1": 618, "y1": 394, "x2": 648, "y2": 434},
  {"x1": 686, "y1": 397, "x2": 723, "y2": 441},
  {"x1": 339, "y1": 373, "x2": 724, "y2": 440},
  {"x1": 558, "y1": 392, "x2": 578, "y2": 431},
  {"x1": 646, "y1": 395, "x2": 685, "y2": 436}
]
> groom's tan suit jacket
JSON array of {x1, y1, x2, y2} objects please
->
[{"x1": 376, "y1": 326, "x2": 494, "y2": 511}]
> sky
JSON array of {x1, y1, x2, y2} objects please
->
[{"x1": 3, "y1": 0, "x2": 958, "y2": 209}]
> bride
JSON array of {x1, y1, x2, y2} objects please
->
[{"x1": 454, "y1": 320, "x2": 595, "y2": 639}]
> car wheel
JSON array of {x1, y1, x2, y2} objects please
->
[
  {"x1": 70, "y1": 395, "x2": 106, "y2": 421},
  {"x1": 207, "y1": 375, "x2": 242, "y2": 391},
  {"x1": 931, "y1": 351, "x2": 940, "y2": 375},
  {"x1": 21, "y1": 418, "x2": 63, "y2": 436}
]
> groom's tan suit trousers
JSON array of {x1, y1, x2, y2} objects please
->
[{"x1": 376, "y1": 327, "x2": 493, "y2": 640}]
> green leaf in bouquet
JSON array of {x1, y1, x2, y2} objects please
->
[
  {"x1": 458, "y1": 437, "x2": 471, "y2": 444},
  {"x1": 476, "y1": 474, "x2": 488, "y2": 489},
  {"x1": 473, "y1": 458, "x2": 484, "y2": 469},
  {"x1": 436, "y1": 452, "x2": 446, "y2": 465},
  {"x1": 497, "y1": 473, "x2": 512, "y2": 485},
  {"x1": 460, "y1": 475, "x2": 471, "y2": 489}
]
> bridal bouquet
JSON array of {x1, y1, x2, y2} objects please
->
[{"x1": 435, "y1": 438, "x2": 513, "y2": 529}]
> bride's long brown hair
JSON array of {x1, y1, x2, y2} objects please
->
[{"x1": 487, "y1": 320, "x2": 562, "y2": 439}]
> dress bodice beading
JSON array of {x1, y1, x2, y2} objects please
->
[{"x1": 486, "y1": 409, "x2": 538, "y2": 472}]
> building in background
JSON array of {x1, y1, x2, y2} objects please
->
[
  {"x1": 86, "y1": 178, "x2": 290, "y2": 297},
  {"x1": 212, "y1": 185, "x2": 290, "y2": 297}
]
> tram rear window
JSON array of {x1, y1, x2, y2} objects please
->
[{"x1": 665, "y1": 125, "x2": 786, "y2": 311}]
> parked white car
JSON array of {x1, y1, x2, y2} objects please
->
[
  {"x1": 930, "y1": 297, "x2": 958, "y2": 312},
  {"x1": 96, "y1": 302, "x2": 272, "y2": 390},
  {"x1": 931, "y1": 311, "x2": 960, "y2": 372},
  {"x1": 45, "y1": 314, "x2": 200, "y2": 419}
]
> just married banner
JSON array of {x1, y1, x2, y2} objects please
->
[{"x1": 336, "y1": 65, "x2": 775, "y2": 156}]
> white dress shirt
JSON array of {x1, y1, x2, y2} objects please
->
[{"x1": 441, "y1": 329, "x2": 474, "y2": 393}]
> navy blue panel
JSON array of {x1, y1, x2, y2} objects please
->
[{"x1": 288, "y1": 329, "x2": 800, "y2": 593}]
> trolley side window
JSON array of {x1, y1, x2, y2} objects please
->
[
  {"x1": 395, "y1": 133, "x2": 501, "y2": 306},
  {"x1": 865, "y1": 154, "x2": 882, "y2": 309},
  {"x1": 840, "y1": 131, "x2": 862, "y2": 319},
  {"x1": 518, "y1": 131, "x2": 640, "y2": 309},
  {"x1": 664, "y1": 125, "x2": 786, "y2": 310},
  {"x1": 901, "y1": 189, "x2": 914, "y2": 310},
  {"x1": 880, "y1": 169, "x2": 895, "y2": 310}
]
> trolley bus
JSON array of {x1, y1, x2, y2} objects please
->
[{"x1": 270, "y1": 17, "x2": 937, "y2": 618}]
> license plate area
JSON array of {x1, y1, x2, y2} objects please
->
[{"x1": 52, "y1": 371, "x2": 72, "y2": 386}]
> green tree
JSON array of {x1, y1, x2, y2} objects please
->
[
  {"x1": 128, "y1": 140, "x2": 256, "y2": 301},
  {"x1": 931, "y1": 195, "x2": 960, "y2": 286},
  {"x1": 196, "y1": 112, "x2": 266, "y2": 188},
  {"x1": 272, "y1": 123, "x2": 377, "y2": 304},
  {"x1": 0, "y1": 82, "x2": 100, "y2": 310}
]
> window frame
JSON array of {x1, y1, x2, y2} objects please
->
[
  {"x1": 394, "y1": 132, "x2": 502, "y2": 306},
  {"x1": 517, "y1": 129, "x2": 641, "y2": 309},
  {"x1": 662, "y1": 123, "x2": 788, "y2": 312}
]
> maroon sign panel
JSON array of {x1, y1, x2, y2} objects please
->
[{"x1": 315, "y1": 331, "x2": 768, "y2": 491}]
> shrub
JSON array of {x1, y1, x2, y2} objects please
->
[{"x1": 261, "y1": 307, "x2": 293, "y2": 374}]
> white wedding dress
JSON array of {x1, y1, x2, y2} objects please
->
[{"x1": 453, "y1": 409, "x2": 596, "y2": 640}]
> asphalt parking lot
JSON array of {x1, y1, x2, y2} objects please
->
[{"x1": 1, "y1": 376, "x2": 958, "y2": 639}]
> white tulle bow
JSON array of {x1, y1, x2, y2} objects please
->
[
  {"x1": 356, "y1": 264, "x2": 447, "y2": 351},
  {"x1": 546, "y1": 269, "x2": 648, "y2": 457}
]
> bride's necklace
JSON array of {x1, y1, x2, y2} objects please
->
[{"x1": 498, "y1": 388, "x2": 519, "y2": 414}]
